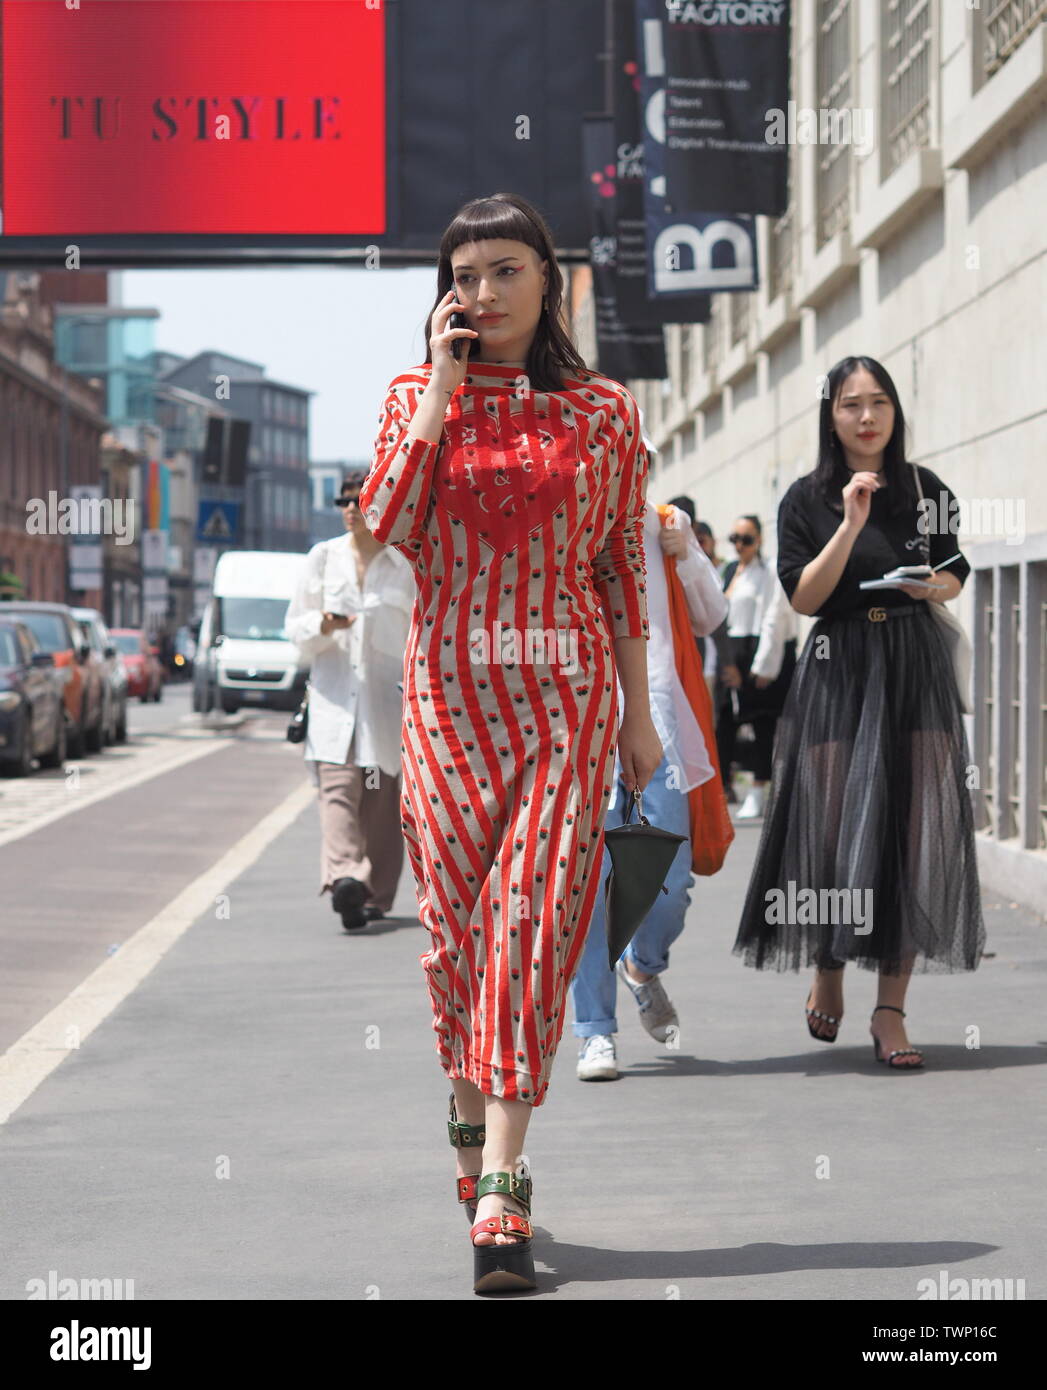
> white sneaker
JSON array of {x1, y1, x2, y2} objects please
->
[
  {"x1": 737, "y1": 785, "x2": 766, "y2": 819},
  {"x1": 616, "y1": 958, "x2": 679, "y2": 1044},
  {"x1": 576, "y1": 1034, "x2": 619, "y2": 1081}
]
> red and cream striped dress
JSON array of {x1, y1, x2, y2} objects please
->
[{"x1": 361, "y1": 360, "x2": 650, "y2": 1106}]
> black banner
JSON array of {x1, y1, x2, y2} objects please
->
[
  {"x1": 612, "y1": 0, "x2": 709, "y2": 325},
  {"x1": 635, "y1": 0, "x2": 753, "y2": 301},
  {"x1": 0, "y1": 0, "x2": 607, "y2": 267},
  {"x1": 662, "y1": 0, "x2": 790, "y2": 216},
  {"x1": 583, "y1": 117, "x2": 667, "y2": 384}
]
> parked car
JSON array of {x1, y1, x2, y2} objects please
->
[
  {"x1": 72, "y1": 607, "x2": 128, "y2": 744},
  {"x1": 110, "y1": 629, "x2": 164, "y2": 703},
  {"x1": 0, "y1": 618, "x2": 66, "y2": 775},
  {"x1": 0, "y1": 601, "x2": 105, "y2": 757}
]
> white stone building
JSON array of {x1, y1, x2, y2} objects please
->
[{"x1": 572, "y1": 1, "x2": 1047, "y2": 907}]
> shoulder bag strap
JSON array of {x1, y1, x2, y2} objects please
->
[{"x1": 910, "y1": 464, "x2": 932, "y2": 566}]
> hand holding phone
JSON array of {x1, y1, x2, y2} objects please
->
[
  {"x1": 321, "y1": 611, "x2": 356, "y2": 635},
  {"x1": 430, "y1": 291, "x2": 478, "y2": 391}
]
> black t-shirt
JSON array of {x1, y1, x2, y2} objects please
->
[{"x1": 776, "y1": 464, "x2": 972, "y2": 618}]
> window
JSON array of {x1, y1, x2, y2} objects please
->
[
  {"x1": 881, "y1": 0, "x2": 933, "y2": 178},
  {"x1": 982, "y1": 0, "x2": 1047, "y2": 81},
  {"x1": 730, "y1": 293, "x2": 752, "y2": 346},
  {"x1": 703, "y1": 298, "x2": 723, "y2": 372},
  {"x1": 816, "y1": 0, "x2": 853, "y2": 248},
  {"x1": 769, "y1": 203, "x2": 796, "y2": 301}
]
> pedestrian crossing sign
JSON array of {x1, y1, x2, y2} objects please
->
[{"x1": 196, "y1": 501, "x2": 240, "y2": 543}]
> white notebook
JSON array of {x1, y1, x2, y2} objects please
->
[{"x1": 860, "y1": 564, "x2": 946, "y2": 593}]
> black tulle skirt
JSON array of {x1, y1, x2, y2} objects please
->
[{"x1": 733, "y1": 604, "x2": 986, "y2": 975}]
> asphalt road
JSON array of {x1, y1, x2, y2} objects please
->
[{"x1": 1, "y1": 687, "x2": 1045, "y2": 1301}]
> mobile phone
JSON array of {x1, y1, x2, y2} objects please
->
[{"x1": 450, "y1": 309, "x2": 468, "y2": 361}]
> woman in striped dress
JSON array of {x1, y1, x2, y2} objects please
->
[{"x1": 360, "y1": 193, "x2": 662, "y2": 1291}]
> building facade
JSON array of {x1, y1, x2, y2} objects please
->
[
  {"x1": 159, "y1": 351, "x2": 312, "y2": 553},
  {"x1": 0, "y1": 272, "x2": 108, "y2": 606},
  {"x1": 576, "y1": 2, "x2": 1047, "y2": 906}
]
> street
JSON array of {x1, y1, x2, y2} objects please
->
[{"x1": 1, "y1": 688, "x2": 1043, "y2": 1300}]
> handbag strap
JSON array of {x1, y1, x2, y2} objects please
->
[{"x1": 910, "y1": 464, "x2": 932, "y2": 566}]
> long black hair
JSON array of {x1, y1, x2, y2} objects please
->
[
  {"x1": 814, "y1": 356, "x2": 916, "y2": 516},
  {"x1": 422, "y1": 192, "x2": 589, "y2": 393}
]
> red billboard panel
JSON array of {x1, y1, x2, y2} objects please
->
[{"x1": 0, "y1": 0, "x2": 385, "y2": 235}]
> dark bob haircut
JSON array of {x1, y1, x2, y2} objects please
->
[
  {"x1": 423, "y1": 192, "x2": 589, "y2": 393},
  {"x1": 814, "y1": 355, "x2": 916, "y2": 517}
]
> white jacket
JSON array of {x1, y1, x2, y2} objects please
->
[
  {"x1": 609, "y1": 503, "x2": 728, "y2": 810},
  {"x1": 283, "y1": 533, "x2": 414, "y2": 775},
  {"x1": 749, "y1": 563, "x2": 799, "y2": 682},
  {"x1": 722, "y1": 554, "x2": 798, "y2": 682}
]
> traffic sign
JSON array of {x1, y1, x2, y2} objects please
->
[{"x1": 197, "y1": 501, "x2": 240, "y2": 543}]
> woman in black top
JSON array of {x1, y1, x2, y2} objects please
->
[{"x1": 733, "y1": 356, "x2": 985, "y2": 1068}]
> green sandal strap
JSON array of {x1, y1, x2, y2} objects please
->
[
  {"x1": 476, "y1": 1170, "x2": 532, "y2": 1210},
  {"x1": 447, "y1": 1093, "x2": 486, "y2": 1149}
]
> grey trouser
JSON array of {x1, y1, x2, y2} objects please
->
[{"x1": 316, "y1": 730, "x2": 404, "y2": 912}]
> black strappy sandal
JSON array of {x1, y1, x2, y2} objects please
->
[
  {"x1": 447, "y1": 1092, "x2": 485, "y2": 1221},
  {"x1": 870, "y1": 1005, "x2": 924, "y2": 1069},
  {"x1": 805, "y1": 991, "x2": 842, "y2": 1043},
  {"x1": 471, "y1": 1169, "x2": 536, "y2": 1294}
]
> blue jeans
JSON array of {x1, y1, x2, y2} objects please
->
[{"x1": 570, "y1": 753, "x2": 694, "y2": 1038}]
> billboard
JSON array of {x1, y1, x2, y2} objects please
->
[{"x1": 0, "y1": 0, "x2": 605, "y2": 266}]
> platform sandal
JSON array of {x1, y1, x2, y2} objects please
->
[
  {"x1": 471, "y1": 1169, "x2": 536, "y2": 1295},
  {"x1": 805, "y1": 991, "x2": 842, "y2": 1043},
  {"x1": 870, "y1": 1005, "x2": 924, "y2": 1070},
  {"x1": 447, "y1": 1093, "x2": 485, "y2": 1222}
]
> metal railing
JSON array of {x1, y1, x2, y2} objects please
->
[
  {"x1": 983, "y1": 0, "x2": 1047, "y2": 79},
  {"x1": 882, "y1": 0, "x2": 933, "y2": 177}
]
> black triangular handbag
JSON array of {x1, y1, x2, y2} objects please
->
[{"x1": 603, "y1": 786, "x2": 688, "y2": 969}]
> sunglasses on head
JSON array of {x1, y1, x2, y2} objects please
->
[
  {"x1": 333, "y1": 493, "x2": 361, "y2": 508},
  {"x1": 728, "y1": 533, "x2": 757, "y2": 545}
]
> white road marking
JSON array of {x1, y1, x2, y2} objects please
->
[
  {"x1": 0, "y1": 736, "x2": 236, "y2": 848},
  {"x1": 0, "y1": 778, "x2": 315, "y2": 1125}
]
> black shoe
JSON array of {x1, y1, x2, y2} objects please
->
[
  {"x1": 332, "y1": 877, "x2": 370, "y2": 930},
  {"x1": 363, "y1": 904, "x2": 385, "y2": 921}
]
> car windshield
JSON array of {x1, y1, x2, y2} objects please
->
[
  {"x1": 113, "y1": 634, "x2": 141, "y2": 655},
  {"x1": 8, "y1": 612, "x2": 69, "y2": 651},
  {"x1": 0, "y1": 631, "x2": 19, "y2": 666},
  {"x1": 219, "y1": 598, "x2": 290, "y2": 641}
]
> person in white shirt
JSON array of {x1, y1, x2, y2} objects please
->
[
  {"x1": 571, "y1": 502, "x2": 729, "y2": 1080},
  {"x1": 284, "y1": 470, "x2": 415, "y2": 931},
  {"x1": 714, "y1": 515, "x2": 798, "y2": 820}
]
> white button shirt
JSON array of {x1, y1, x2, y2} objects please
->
[
  {"x1": 284, "y1": 532, "x2": 414, "y2": 775},
  {"x1": 609, "y1": 504, "x2": 728, "y2": 812}
]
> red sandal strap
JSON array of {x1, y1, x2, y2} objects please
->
[
  {"x1": 457, "y1": 1174, "x2": 479, "y2": 1203},
  {"x1": 470, "y1": 1212, "x2": 532, "y2": 1241}
]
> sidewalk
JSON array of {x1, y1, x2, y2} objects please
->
[{"x1": 2, "y1": 794, "x2": 1045, "y2": 1301}]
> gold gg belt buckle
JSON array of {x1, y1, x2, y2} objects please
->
[{"x1": 867, "y1": 607, "x2": 887, "y2": 622}]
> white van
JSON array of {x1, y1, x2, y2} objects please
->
[{"x1": 193, "y1": 550, "x2": 308, "y2": 715}]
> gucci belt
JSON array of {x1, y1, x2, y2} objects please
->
[{"x1": 847, "y1": 604, "x2": 920, "y2": 622}]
